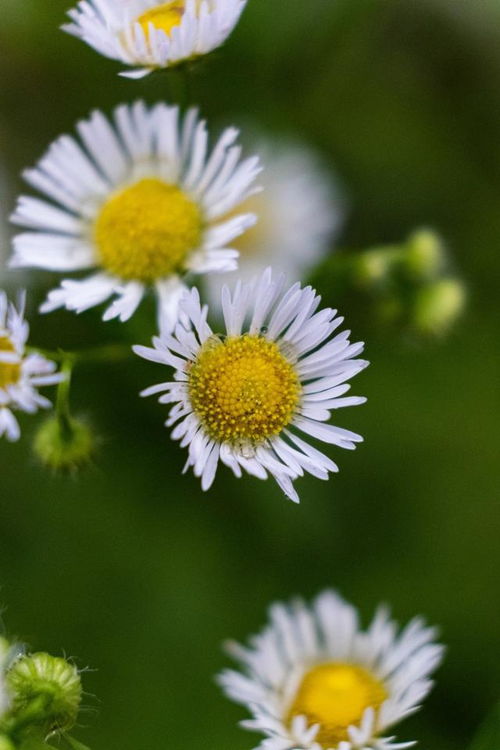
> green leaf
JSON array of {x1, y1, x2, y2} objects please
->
[{"x1": 470, "y1": 703, "x2": 500, "y2": 750}]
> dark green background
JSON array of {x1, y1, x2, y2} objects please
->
[{"x1": 0, "y1": 1, "x2": 499, "y2": 748}]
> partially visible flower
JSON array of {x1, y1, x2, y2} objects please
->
[
  {"x1": 134, "y1": 268, "x2": 367, "y2": 503},
  {"x1": 218, "y1": 590, "x2": 444, "y2": 750},
  {"x1": 0, "y1": 291, "x2": 63, "y2": 442},
  {"x1": 206, "y1": 138, "x2": 343, "y2": 311},
  {"x1": 63, "y1": 0, "x2": 248, "y2": 79},
  {"x1": 10, "y1": 102, "x2": 261, "y2": 333}
]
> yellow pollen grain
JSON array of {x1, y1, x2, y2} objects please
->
[
  {"x1": 188, "y1": 335, "x2": 301, "y2": 444},
  {"x1": 0, "y1": 337, "x2": 20, "y2": 389},
  {"x1": 94, "y1": 178, "x2": 203, "y2": 283},
  {"x1": 288, "y1": 663, "x2": 388, "y2": 747},
  {"x1": 137, "y1": 1, "x2": 186, "y2": 38}
]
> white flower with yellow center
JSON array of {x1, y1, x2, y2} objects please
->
[
  {"x1": 10, "y1": 102, "x2": 261, "y2": 332},
  {"x1": 0, "y1": 292, "x2": 63, "y2": 442},
  {"x1": 206, "y1": 139, "x2": 344, "y2": 310},
  {"x1": 62, "y1": 0, "x2": 248, "y2": 79},
  {"x1": 134, "y1": 269, "x2": 368, "y2": 502},
  {"x1": 218, "y1": 590, "x2": 444, "y2": 750}
]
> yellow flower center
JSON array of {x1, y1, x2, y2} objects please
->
[
  {"x1": 0, "y1": 337, "x2": 21, "y2": 389},
  {"x1": 188, "y1": 335, "x2": 301, "y2": 444},
  {"x1": 137, "y1": 1, "x2": 186, "y2": 38},
  {"x1": 94, "y1": 178, "x2": 203, "y2": 282},
  {"x1": 288, "y1": 663, "x2": 387, "y2": 747}
]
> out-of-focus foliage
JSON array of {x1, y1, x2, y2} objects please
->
[
  {"x1": 469, "y1": 703, "x2": 500, "y2": 750},
  {"x1": 0, "y1": 2, "x2": 499, "y2": 750}
]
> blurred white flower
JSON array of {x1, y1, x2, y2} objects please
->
[
  {"x1": 0, "y1": 291, "x2": 63, "y2": 442},
  {"x1": 10, "y1": 101, "x2": 261, "y2": 333},
  {"x1": 206, "y1": 138, "x2": 343, "y2": 311},
  {"x1": 218, "y1": 590, "x2": 444, "y2": 750},
  {"x1": 134, "y1": 268, "x2": 367, "y2": 502},
  {"x1": 63, "y1": 0, "x2": 248, "y2": 79}
]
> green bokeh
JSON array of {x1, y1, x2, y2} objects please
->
[{"x1": 0, "y1": 2, "x2": 499, "y2": 749}]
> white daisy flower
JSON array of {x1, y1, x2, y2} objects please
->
[
  {"x1": 218, "y1": 590, "x2": 445, "y2": 750},
  {"x1": 206, "y1": 138, "x2": 344, "y2": 311},
  {"x1": 10, "y1": 102, "x2": 261, "y2": 333},
  {"x1": 0, "y1": 291, "x2": 63, "y2": 442},
  {"x1": 62, "y1": 0, "x2": 248, "y2": 79},
  {"x1": 134, "y1": 268, "x2": 368, "y2": 502}
]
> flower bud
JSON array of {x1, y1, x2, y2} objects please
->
[
  {"x1": 6, "y1": 653, "x2": 82, "y2": 735},
  {"x1": 33, "y1": 415, "x2": 94, "y2": 473},
  {"x1": 413, "y1": 278, "x2": 466, "y2": 336},
  {"x1": 354, "y1": 247, "x2": 396, "y2": 287},
  {"x1": 403, "y1": 229, "x2": 446, "y2": 281}
]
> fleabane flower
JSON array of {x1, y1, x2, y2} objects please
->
[
  {"x1": 134, "y1": 269, "x2": 368, "y2": 502},
  {"x1": 10, "y1": 102, "x2": 261, "y2": 332},
  {"x1": 0, "y1": 292, "x2": 63, "y2": 442},
  {"x1": 62, "y1": 0, "x2": 248, "y2": 79},
  {"x1": 218, "y1": 590, "x2": 444, "y2": 750},
  {"x1": 206, "y1": 138, "x2": 344, "y2": 310}
]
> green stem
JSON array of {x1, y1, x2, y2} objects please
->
[{"x1": 55, "y1": 359, "x2": 74, "y2": 438}]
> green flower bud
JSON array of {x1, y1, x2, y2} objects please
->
[
  {"x1": 413, "y1": 278, "x2": 467, "y2": 336},
  {"x1": 6, "y1": 653, "x2": 82, "y2": 736},
  {"x1": 404, "y1": 229, "x2": 446, "y2": 281},
  {"x1": 33, "y1": 415, "x2": 94, "y2": 473},
  {"x1": 353, "y1": 247, "x2": 400, "y2": 288}
]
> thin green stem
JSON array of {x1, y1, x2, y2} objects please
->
[{"x1": 55, "y1": 358, "x2": 74, "y2": 433}]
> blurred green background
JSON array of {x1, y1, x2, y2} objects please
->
[{"x1": 0, "y1": 1, "x2": 499, "y2": 748}]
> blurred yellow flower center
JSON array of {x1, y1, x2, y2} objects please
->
[
  {"x1": 137, "y1": 2, "x2": 186, "y2": 38},
  {"x1": 288, "y1": 663, "x2": 387, "y2": 747},
  {"x1": 0, "y1": 337, "x2": 20, "y2": 389},
  {"x1": 225, "y1": 194, "x2": 265, "y2": 256},
  {"x1": 94, "y1": 178, "x2": 202, "y2": 282},
  {"x1": 188, "y1": 335, "x2": 301, "y2": 444}
]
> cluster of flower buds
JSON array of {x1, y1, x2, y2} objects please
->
[{"x1": 313, "y1": 228, "x2": 466, "y2": 338}]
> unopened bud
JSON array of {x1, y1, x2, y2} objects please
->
[
  {"x1": 33, "y1": 415, "x2": 94, "y2": 473},
  {"x1": 6, "y1": 653, "x2": 82, "y2": 735},
  {"x1": 404, "y1": 229, "x2": 446, "y2": 281},
  {"x1": 413, "y1": 278, "x2": 466, "y2": 336},
  {"x1": 354, "y1": 247, "x2": 398, "y2": 288}
]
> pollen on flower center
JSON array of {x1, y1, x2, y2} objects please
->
[
  {"x1": 188, "y1": 335, "x2": 301, "y2": 444},
  {"x1": 94, "y1": 178, "x2": 203, "y2": 282},
  {"x1": 137, "y1": 1, "x2": 186, "y2": 38},
  {"x1": 0, "y1": 336, "x2": 20, "y2": 389},
  {"x1": 288, "y1": 663, "x2": 388, "y2": 747}
]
